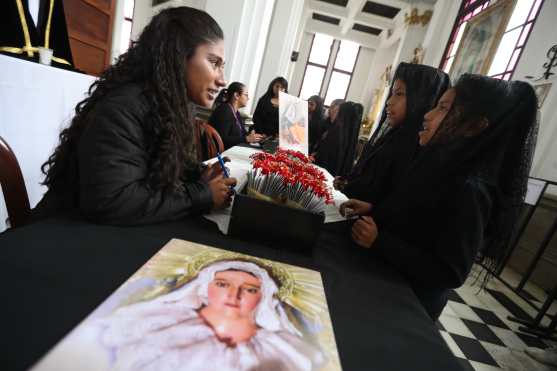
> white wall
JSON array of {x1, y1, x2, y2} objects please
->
[
  {"x1": 512, "y1": 0, "x2": 557, "y2": 183},
  {"x1": 346, "y1": 47, "x2": 376, "y2": 114},
  {"x1": 289, "y1": 32, "x2": 314, "y2": 96},
  {"x1": 421, "y1": 0, "x2": 461, "y2": 67},
  {"x1": 253, "y1": 0, "x2": 306, "y2": 113}
]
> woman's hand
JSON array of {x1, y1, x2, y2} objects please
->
[
  {"x1": 333, "y1": 176, "x2": 347, "y2": 190},
  {"x1": 208, "y1": 175, "x2": 237, "y2": 209},
  {"x1": 339, "y1": 199, "x2": 373, "y2": 217},
  {"x1": 351, "y1": 216, "x2": 378, "y2": 248},
  {"x1": 201, "y1": 157, "x2": 230, "y2": 182},
  {"x1": 246, "y1": 130, "x2": 264, "y2": 143}
]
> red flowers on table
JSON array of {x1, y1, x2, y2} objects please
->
[{"x1": 247, "y1": 149, "x2": 333, "y2": 213}]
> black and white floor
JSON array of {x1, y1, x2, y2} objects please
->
[{"x1": 437, "y1": 266, "x2": 556, "y2": 370}]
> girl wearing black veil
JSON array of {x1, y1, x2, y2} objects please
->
[
  {"x1": 335, "y1": 63, "x2": 450, "y2": 205},
  {"x1": 252, "y1": 77, "x2": 288, "y2": 137},
  {"x1": 308, "y1": 95, "x2": 325, "y2": 152},
  {"x1": 314, "y1": 102, "x2": 363, "y2": 177},
  {"x1": 341, "y1": 74, "x2": 538, "y2": 320}
]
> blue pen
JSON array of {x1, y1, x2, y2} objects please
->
[
  {"x1": 216, "y1": 152, "x2": 230, "y2": 178},
  {"x1": 216, "y1": 152, "x2": 235, "y2": 193}
]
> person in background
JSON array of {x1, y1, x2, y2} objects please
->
[
  {"x1": 341, "y1": 75, "x2": 538, "y2": 320},
  {"x1": 34, "y1": 7, "x2": 236, "y2": 225},
  {"x1": 209, "y1": 82, "x2": 264, "y2": 149},
  {"x1": 334, "y1": 63, "x2": 449, "y2": 206},
  {"x1": 307, "y1": 95, "x2": 325, "y2": 151},
  {"x1": 324, "y1": 99, "x2": 344, "y2": 132},
  {"x1": 252, "y1": 77, "x2": 288, "y2": 137},
  {"x1": 314, "y1": 102, "x2": 363, "y2": 177}
]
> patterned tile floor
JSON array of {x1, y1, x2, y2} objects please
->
[{"x1": 437, "y1": 265, "x2": 556, "y2": 370}]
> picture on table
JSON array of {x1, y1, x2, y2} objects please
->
[
  {"x1": 279, "y1": 91, "x2": 309, "y2": 155},
  {"x1": 32, "y1": 239, "x2": 342, "y2": 371}
]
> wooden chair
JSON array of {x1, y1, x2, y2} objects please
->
[
  {"x1": 0, "y1": 136, "x2": 31, "y2": 228},
  {"x1": 195, "y1": 119, "x2": 225, "y2": 160}
]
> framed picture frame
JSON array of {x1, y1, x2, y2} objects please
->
[
  {"x1": 533, "y1": 83, "x2": 552, "y2": 108},
  {"x1": 450, "y1": 0, "x2": 515, "y2": 80}
]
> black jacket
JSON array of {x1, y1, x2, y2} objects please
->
[
  {"x1": 252, "y1": 96, "x2": 279, "y2": 136},
  {"x1": 344, "y1": 127, "x2": 415, "y2": 203},
  {"x1": 209, "y1": 103, "x2": 246, "y2": 149},
  {"x1": 372, "y1": 175, "x2": 493, "y2": 319},
  {"x1": 34, "y1": 84, "x2": 213, "y2": 225}
]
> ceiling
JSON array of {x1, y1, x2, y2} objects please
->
[{"x1": 305, "y1": 0, "x2": 437, "y2": 48}]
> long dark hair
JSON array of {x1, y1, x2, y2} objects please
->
[
  {"x1": 432, "y1": 75, "x2": 538, "y2": 275},
  {"x1": 264, "y1": 77, "x2": 288, "y2": 98},
  {"x1": 214, "y1": 81, "x2": 245, "y2": 108},
  {"x1": 41, "y1": 7, "x2": 223, "y2": 194}
]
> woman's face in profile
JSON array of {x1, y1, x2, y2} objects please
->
[
  {"x1": 207, "y1": 270, "x2": 262, "y2": 319},
  {"x1": 329, "y1": 104, "x2": 340, "y2": 122},
  {"x1": 184, "y1": 40, "x2": 227, "y2": 108},
  {"x1": 385, "y1": 79, "x2": 407, "y2": 127},
  {"x1": 273, "y1": 82, "x2": 286, "y2": 97},
  {"x1": 419, "y1": 88, "x2": 456, "y2": 146},
  {"x1": 237, "y1": 89, "x2": 249, "y2": 108},
  {"x1": 308, "y1": 100, "x2": 317, "y2": 113}
]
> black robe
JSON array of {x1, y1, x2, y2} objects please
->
[
  {"x1": 1, "y1": 0, "x2": 74, "y2": 70},
  {"x1": 314, "y1": 102, "x2": 363, "y2": 177},
  {"x1": 208, "y1": 103, "x2": 247, "y2": 150}
]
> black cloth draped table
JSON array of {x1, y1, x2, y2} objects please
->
[{"x1": 0, "y1": 216, "x2": 463, "y2": 371}]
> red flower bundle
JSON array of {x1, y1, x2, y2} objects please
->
[{"x1": 246, "y1": 149, "x2": 333, "y2": 213}]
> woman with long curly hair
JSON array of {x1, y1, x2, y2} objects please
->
[{"x1": 34, "y1": 7, "x2": 236, "y2": 225}]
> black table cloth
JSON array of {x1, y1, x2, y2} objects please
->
[{"x1": 0, "y1": 216, "x2": 463, "y2": 371}]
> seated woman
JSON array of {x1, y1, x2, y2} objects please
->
[
  {"x1": 33, "y1": 7, "x2": 237, "y2": 225},
  {"x1": 341, "y1": 74, "x2": 538, "y2": 320},
  {"x1": 307, "y1": 95, "x2": 325, "y2": 151},
  {"x1": 313, "y1": 102, "x2": 363, "y2": 177},
  {"x1": 252, "y1": 77, "x2": 288, "y2": 137},
  {"x1": 208, "y1": 82, "x2": 263, "y2": 149},
  {"x1": 334, "y1": 63, "x2": 450, "y2": 205}
]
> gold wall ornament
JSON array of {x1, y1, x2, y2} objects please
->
[{"x1": 404, "y1": 8, "x2": 433, "y2": 26}]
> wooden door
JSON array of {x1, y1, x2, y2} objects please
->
[{"x1": 63, "y1": 0, "x2": 116, "y2": 76}]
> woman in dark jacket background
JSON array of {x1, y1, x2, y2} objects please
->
[
  {"x1": 342, "y1": 75, "x2": 538, "y2": 320},
  {"x1": 307, "y1": 95, "x2": 325, "y2": 152},
  {"x1": 209, "y1": 82, "x2": 264, "y2": 149},
  {"x1": 314, "y1": 102, "x2": 363, "y2": 177},
  {"x1": 335, "y1": 63, "x2": 450, "y2": 205},
  {"x1": 252, "y1": 77, "x2": 288, "y2": 137},
  {"x1": 34, "y1": 7, "x2": 236, "y2": 225}
]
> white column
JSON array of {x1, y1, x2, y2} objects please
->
[{"x1": 251, "y1": 0, "x2": 305, "y2": 113}]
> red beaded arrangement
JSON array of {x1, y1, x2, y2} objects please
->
[{"x1": 246, "y1": 149, "x2": 333, "y2": 213}]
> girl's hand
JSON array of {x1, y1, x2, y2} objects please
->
[
  {"x1": 351, "y1": 216, "x2": 378, "y2": 248},
  {"x1": 339, "y1": 199, "x2": 372, "y2": 217}
]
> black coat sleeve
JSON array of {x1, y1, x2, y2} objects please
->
[
  {"x1": 372, "y1": 178, "x2": 492, "y2": 289},
  {"x1": 252, "y1": 98, "x2": 266, "y2": 135},
  {"x1": 209, "y1": 105, "x2": 246, "y2": 149},
  {"x1": 77, "y1": 98, "x2": 213, "y2": 226}
]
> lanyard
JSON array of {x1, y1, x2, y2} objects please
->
[{"x1": 229, "y1": 104, "x2": 244, "y2": 134}]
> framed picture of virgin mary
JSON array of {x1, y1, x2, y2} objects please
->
[
  {"x1": 450, "y1": 0, "x2": 515, "y2": 80},
  {"x1": 31, "y1": 239, "x2": 342, "y2": 371}
]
